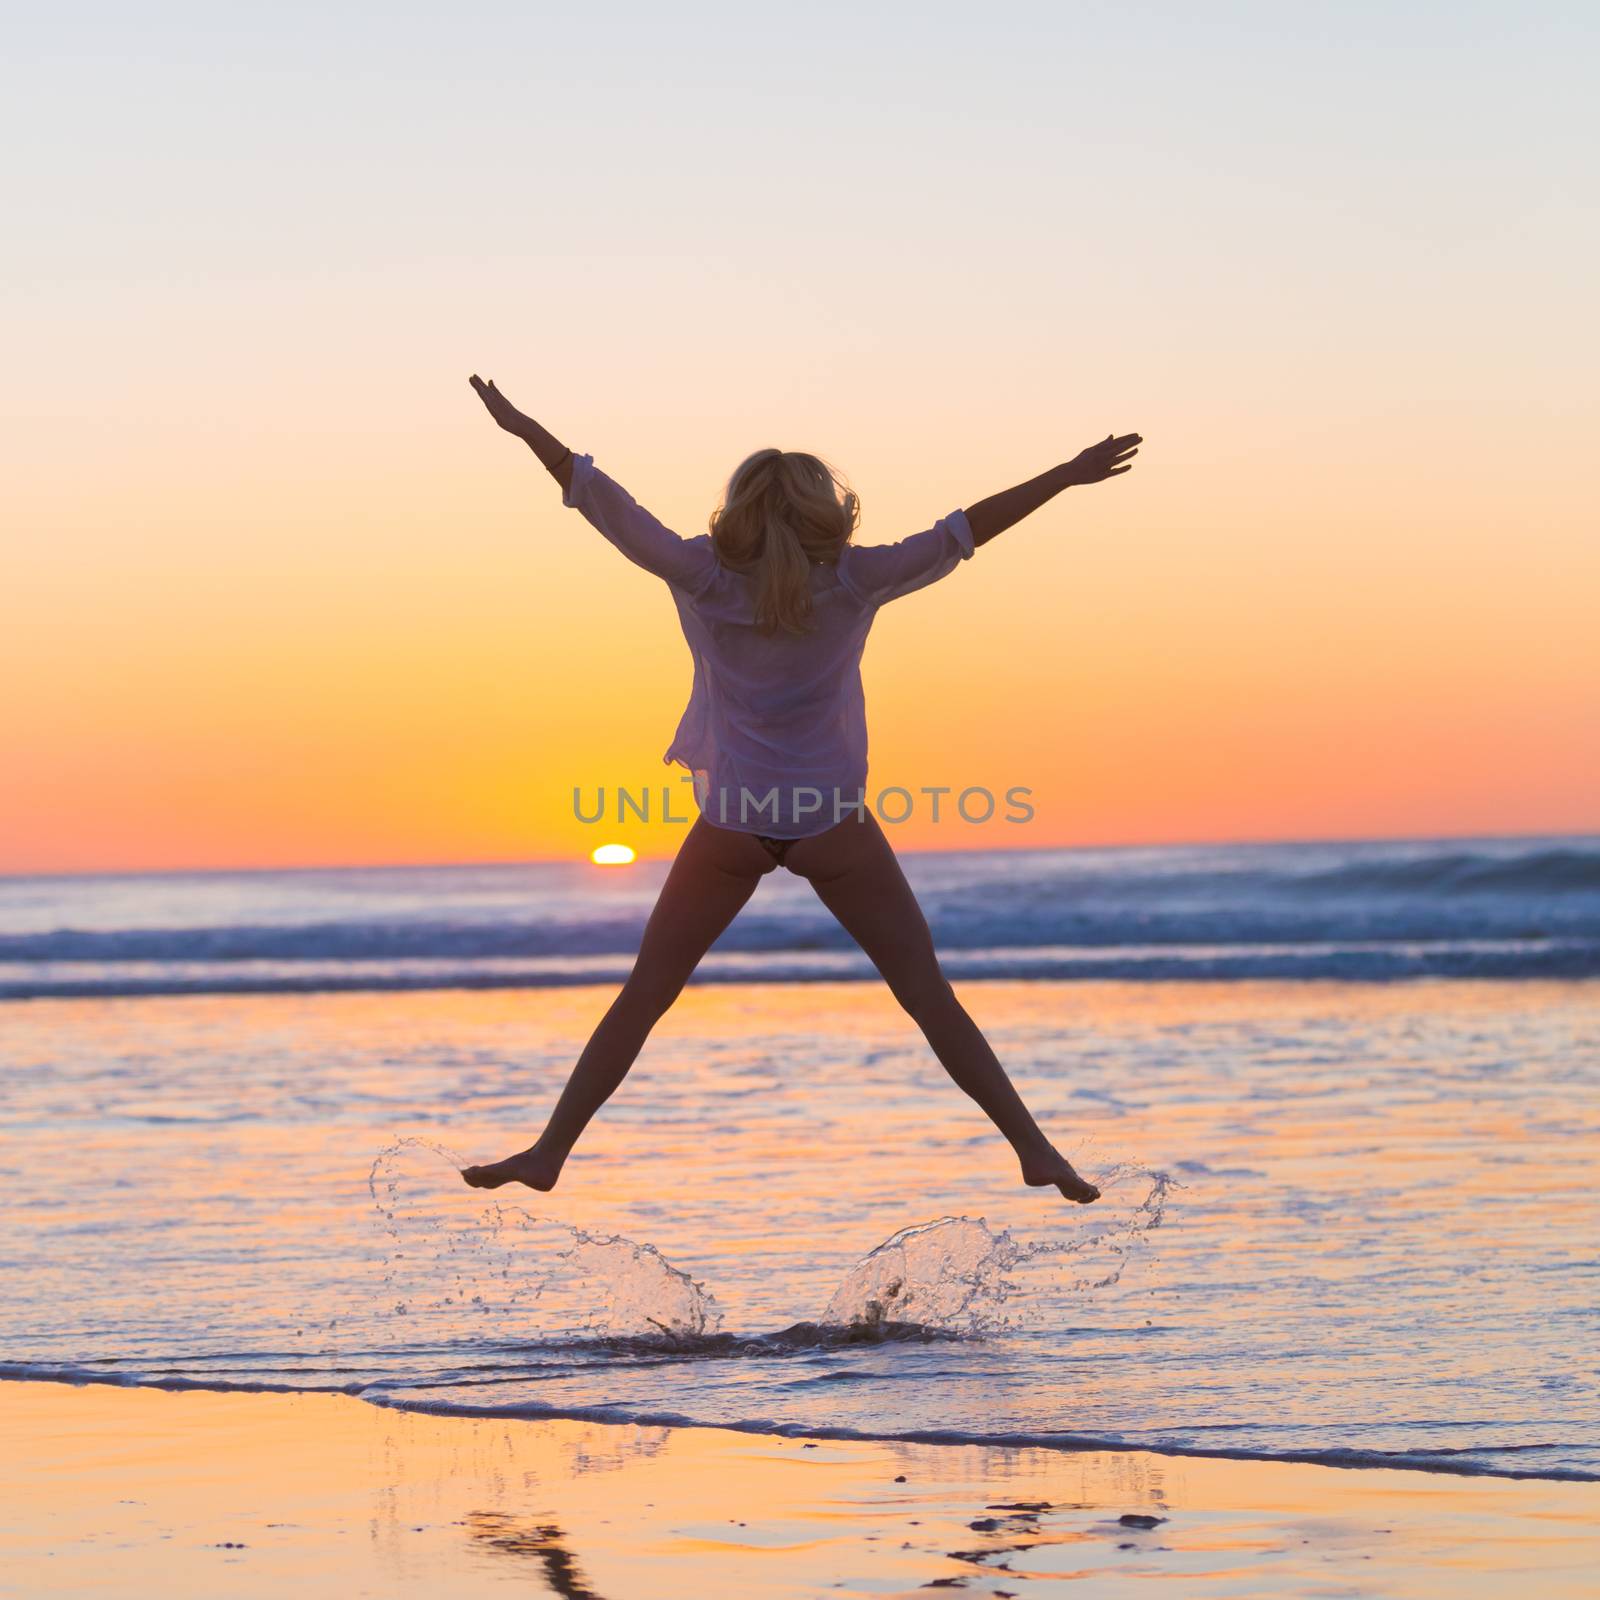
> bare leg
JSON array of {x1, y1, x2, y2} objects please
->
[
  {"x1": 463, "y1": 818, "x2": 777, "y2": 1191},
  {"x1": 784, "y1": 812, "x2": 1099, "y2": 1203}
]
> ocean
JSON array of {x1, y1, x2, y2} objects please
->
[{"x1": 2, "y1": 836, "x2": 1596, "y2": 1482}]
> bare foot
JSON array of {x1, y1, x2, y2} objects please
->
[
  {"x1": 461, "y1": 1145, "x2": 564, "y2": 1192},
  {"x1": 1020, "y1": 1148, "x2": 1101, "y2": 1204}
]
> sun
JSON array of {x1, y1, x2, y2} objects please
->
[{"x1": 590, "y1": 843, "x2": 636, "y2": 866}]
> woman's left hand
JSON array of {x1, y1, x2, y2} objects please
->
[{"x1": 1065, "y1": 432, "x2": 1142, "y2": 485}]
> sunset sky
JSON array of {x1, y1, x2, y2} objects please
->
[{"x1": 4, "y1": 2, "x2": 1596, "y2": 872}]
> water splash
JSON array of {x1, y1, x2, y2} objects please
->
[
  {"x1": 820, "y1": 1164, "x2": 1175, "y2": 1335},
  {"x1": 366, "y1": 1141, "x2": 1169, "y2": 1347},
  {"x1": 366, "y1": 1138, "x2": 721, "y2": 1341}
]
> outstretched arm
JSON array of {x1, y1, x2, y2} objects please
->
[
  {"x1": 966, "y1": 431, "x2": 1142, "y2": 547},
  {"x1": 468, "y1": 374, "x2": 575, "y2": 495},
  {"x1": 468, "y1": 373, "x2": 716, "y2": 594}
]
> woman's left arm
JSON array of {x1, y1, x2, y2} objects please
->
[
  {"x1": 468, "y1": 374, "x2": 575, "y2": 495},
  {"x1": 965, "y1": 432, "x2": 1142, "y2": 546}
]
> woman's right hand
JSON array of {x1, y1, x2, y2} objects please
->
[
  {"x1": 469, "y1": 374, "x2": 530, "y2": 437},
  {"x1": 1066, "y1": 432, "x2": 1142, "y2": 485}
]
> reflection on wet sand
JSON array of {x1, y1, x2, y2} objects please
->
[
  {"x1": 466, "y1": 1514, "x2": 608, "y2": 1599},
  {"x1": 5, "y1": 1381, "x2": 1592, "y2": 1599}
]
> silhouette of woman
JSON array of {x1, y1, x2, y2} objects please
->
[{"x1": 463, "y1": 374, "x2": 1139, "y2": 1204}]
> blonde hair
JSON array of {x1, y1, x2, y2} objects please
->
[{"x1": 709, "y1": 449, "x2": 859, "y2": 635}]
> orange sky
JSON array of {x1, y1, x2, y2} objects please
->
[{"x1": 4, "y1": 6, "x2": 1596, "y2": 872}]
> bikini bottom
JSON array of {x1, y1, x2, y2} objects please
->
[{"x1": 752, "y1": 832, "x2": 797, "y2": 867}]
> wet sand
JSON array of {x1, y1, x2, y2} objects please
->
[{"x1": 4, "y1": 1381, "x2": 1593, "y2": 1598}]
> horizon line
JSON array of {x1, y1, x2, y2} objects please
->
[{"x1": 2, "y1": 826, "x2": 1595, "y2": 884}]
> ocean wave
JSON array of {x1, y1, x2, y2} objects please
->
[
  {"x1": 2, "y1": 937, "x2": 1596, "y2": 998},
  {"x1": 1287, "y1": 846, "x2": 1600, "y2": 895},
  {"x1": 4, "y1": 839, "x2": 1596, "y2": 998}
]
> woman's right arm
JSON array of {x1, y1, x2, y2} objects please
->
[
  {"x1": 468, "y1": 374, "x2": 575, "y2": 495},
  {"x1": 468, "y1": 374, "x2": 715, "y2": 593},
  {"x1": 965, "y1": 432, "x2": 1142, "y2": 547}
]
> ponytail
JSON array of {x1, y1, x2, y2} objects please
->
[{"x1": 710, "y1": 450, "x2": 858, "y2": 635}]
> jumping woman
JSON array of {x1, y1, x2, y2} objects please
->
[{"x1": 462, "y1": 375, "x2": 1140, "y2": 1205}]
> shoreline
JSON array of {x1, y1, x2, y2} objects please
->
[
  {"x1": 4, "y1": 1381, "x2": 1594, "y2": 1598},
  {"x1": 9, "y1": 1369, "x2": 1594, "y2": 1487}
]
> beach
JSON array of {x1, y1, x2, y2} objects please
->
[
  {"x1": 2, "y1": 846, "x2": 1597, "y2": 1594},
  {"x1": 8, "y1": 1380, "x2": 1596, "y2": 1598}
]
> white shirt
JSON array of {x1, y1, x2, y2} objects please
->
[{"x1": 563, "y1": 452, "x2": 976, "y2": 837}]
